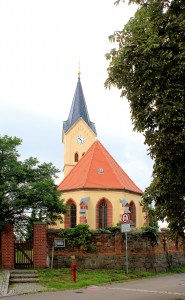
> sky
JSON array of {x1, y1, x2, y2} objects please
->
[{"x1": 0, "y1": 0, "x2": 153, "y2": 191}]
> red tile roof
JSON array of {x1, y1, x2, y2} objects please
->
[{"x1": 58, "y1": 140, "x2": 143, "y2": 194}]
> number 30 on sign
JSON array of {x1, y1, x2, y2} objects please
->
[{"x1": 121, "y1": 213, "x2": 130, "y2": 224}]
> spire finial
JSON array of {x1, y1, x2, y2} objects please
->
[{"x1": 78, "y1": 60, "x2": 81, "y2": 78}]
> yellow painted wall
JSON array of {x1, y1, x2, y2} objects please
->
[
  {"x1": 53, "y1": 189, "x2": 146, "y2": 230},
  {"x1": 63, "y1": 118, "x2": 96, "y2": 176}
]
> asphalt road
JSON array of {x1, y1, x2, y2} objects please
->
[{"x1": 4, "y1": 273, "x2": 185, "y2": 300}]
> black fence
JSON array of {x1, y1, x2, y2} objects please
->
[{"x1": 14, "y1": 241, "x2": 33, "y2": 269}]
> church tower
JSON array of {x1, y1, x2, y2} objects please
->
[
  {"x1": 57, "y1": 73, "x2": 146, "y2": 230},
  {"x1": 62, "y1": 73, "x2": 97, "y2": 176}
]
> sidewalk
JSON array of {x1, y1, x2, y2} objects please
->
[{"x1": 0, "y1": 270, "x2": 10, "y2": 297}]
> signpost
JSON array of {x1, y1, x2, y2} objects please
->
[
  {"x1": 51, "y1": 239, "x2": 65, "y2": 269},
  {"x1": 121, "y1": 213, "x2": 130, "y2": 275}
]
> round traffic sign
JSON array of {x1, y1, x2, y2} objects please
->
[{"x1": 121, "y1": 213, "x2": 130, "y2": 224}]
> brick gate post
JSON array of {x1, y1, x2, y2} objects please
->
[
  {"x1": 1, "y1": 224, "x2": 14, "y2": 269},
  {"x1": 34, "y1": 222, "x2": 47, "y2": 268}
]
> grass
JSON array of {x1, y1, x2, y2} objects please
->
[{"x1": 38, "y1": 266, "x2": 185, "y2": 291}]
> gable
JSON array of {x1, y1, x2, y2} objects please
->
[
  {"x1": 63, "y1": 118, "x2": 96, "y2": 142},
  {"x1": 58, "y1": 140, "x2": 143, "y2": 195}
]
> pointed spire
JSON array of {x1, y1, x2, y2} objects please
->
[{"x1": 63, "y1": 75, "x2": 97, "y2": 135}]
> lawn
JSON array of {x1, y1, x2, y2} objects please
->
[{"x1": 38, "y1": 267, "x2": 185, "y2": 291}]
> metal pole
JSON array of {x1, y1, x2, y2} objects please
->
[
  {"x1": 125, "y1": 232, "x2": 128, "y2": 274},
  {"x1": 51, "y1": 245, "x2": 54, "y2": 269}
]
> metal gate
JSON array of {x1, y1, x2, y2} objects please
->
[{"x1": 14, "y1": 241, "x2": 33, "y2": 269}]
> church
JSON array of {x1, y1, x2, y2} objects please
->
[{"x1": 56, "y1": 73, "x2": 147, "y2": 230}]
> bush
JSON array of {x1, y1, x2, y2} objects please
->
[{"x1": 58, "y1": 224, "x2": 96, "y2": 252}]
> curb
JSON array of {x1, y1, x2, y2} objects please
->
[{"x1": 0, "y1": 270, "x2": 10, "y2": 297}]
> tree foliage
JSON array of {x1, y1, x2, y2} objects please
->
[
  {"x1": 59, "y1": 224, "x2": 96, "y2": 252},
  {"x1": 105, "y1": 0, "x2": 185, "y2": 236},
  {"x1": 0, "y1": 135, "x2": 67, "y2": 235}
]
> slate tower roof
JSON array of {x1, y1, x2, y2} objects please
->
[
  {"x1": 63, "y1": 77, "x2": 97, "y2": 135},
  {"x1": 58, "y1": 140, "x2": 143, "y2": 195}
]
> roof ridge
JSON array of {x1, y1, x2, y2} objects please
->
[
  {"x1": 58, "y1": 141, "x2": 96, "y2": 190},
  {"x1": 83, "y1": 140, "x2": 98, "y2": 186},
  {"x1": 58, "y1": 140, "x2": 142, "y2": 194},
  {"x1": 102, "y1": 143, "x2": 142, "y2": 193}
]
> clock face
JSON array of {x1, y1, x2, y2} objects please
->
[{"x1": 76, "y1": 135, "x2": 85, "y2": 144}]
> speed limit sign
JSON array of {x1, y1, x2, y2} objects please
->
[{"x1": 121, "y1": 213, "x2": 130, "y2": 224}]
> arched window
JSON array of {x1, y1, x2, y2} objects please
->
[
  {"x1": 70, "y1": 204, "x2": 76, "y2": 228},
  {"x1": 129, "y1": 201, "x2": 136, "y2": 227},
  {"x1": 96, "y1": 198, "x2": 112, "y2": 229},
  {"x1": 64, "y1": 200, "x2": 77, "y2": 228},
  {"x1": 74, "y1": 152, "x2": 78, "y2": 162},
  {"x1": 98, "y1": 200, "x2": 107, "y2": 229}
]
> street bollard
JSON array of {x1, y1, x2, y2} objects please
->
[{"x1": 71, "y1": 262, "x2": 77, "y2": 282}]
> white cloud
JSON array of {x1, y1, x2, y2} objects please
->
[{"x1": 0, "y1": 0, "x2": 153, "y2": 190}]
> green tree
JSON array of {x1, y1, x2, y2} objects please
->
[
  {"x1": 0, "y1": 135, "x2": 67, "y2": 236},
  {"x1": 105, "y1": 0, "x2": 185, "y2": 236}
]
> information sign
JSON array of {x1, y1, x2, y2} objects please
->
[
  {"x1": 121, "y1": 223, "x2": 131, "y2": 233},
  {"x1": 54, "y1": 239, "x2": 65, "y2": 247}
]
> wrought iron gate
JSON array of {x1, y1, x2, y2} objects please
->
[{"x1": 14, "y1": 241, "x2": 33, "y2": 269}]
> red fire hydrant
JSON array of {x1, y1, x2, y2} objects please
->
[{"x1": 71, "y1": 262, "x2": 77, "y2": 282}]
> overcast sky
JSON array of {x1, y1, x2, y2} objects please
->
[{"x1": 0, "y1": 0, "x2": 153, "y2": 191}]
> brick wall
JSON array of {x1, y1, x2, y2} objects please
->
[
  {"x1": 1, "y1": 224, "x2": 183, "y2": 271},
  {"x1": 47, "y1": 229, "x2": 185, "y2": 272},
  {"x1": 34, "y1": 222, "x2": 47, "y2": 268},
  {"x1": 1, "y1": 224, "x2": 14, "y2": 269}
]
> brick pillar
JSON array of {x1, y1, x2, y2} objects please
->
[
  {"x1": 34, "y1": 222, "x2": 47, "y2": 268},
  {"x1": 1, "y1": 224, "x2": 14, "y2": 269}
]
